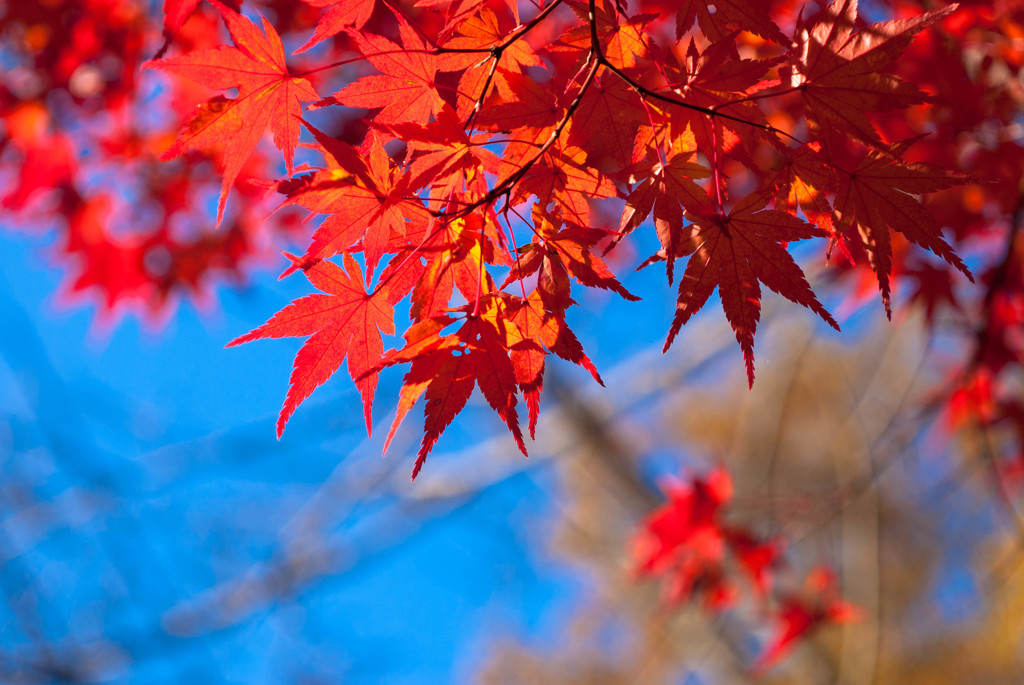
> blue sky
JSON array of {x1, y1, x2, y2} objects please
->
[{"x1": 0, "y1": 228, "x2": 665, "y2": 683}]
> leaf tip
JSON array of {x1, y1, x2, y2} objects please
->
[
  {"x1": 743, "y1": 343, "x2": 756, "y2": 388},
  {"x1": 410, "y1": 451, "x2": 427, "y2": 481},
  {"x1": 363, "y1": 404, "x2": 374, "y2": 439},
  {"x1": 224, "y1": 333, "x2": 247, "y2": 348},
  {"x1": 279, "y1": 251, "x2": 313, "y2": 279}
]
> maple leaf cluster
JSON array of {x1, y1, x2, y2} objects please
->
[
  {"x1": 633, "y1": 468, "x2": 860, "y2": 673},
  {"x1": 156, "y1": 0, "x2": 977, "y2": 476},
  {"x1": 632, "y1": 467, "x2": 779, "y2": 610},
  {"x1": 3, "y1": 0, "x2": 1023, "y2": 481}
]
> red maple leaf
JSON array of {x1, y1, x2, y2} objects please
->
[
  {"x1": 725, "y1": 529, "x2": 783, "y2": 599},
  {"x1": 559, "y1": 0, "x2": 657, "y2": 70},
  {"x1": 160, "y1": 0, "x2": 239, "y2": 45},
  {"x1": 619, "y1": 133, "x2": 711, "y2": 283},
  {"x1": 504, "y1": 289, "x2": 602, "y2": 437},
  {"x1": 633, "y1": 468, "x2": 739, "y2": 609},
  {"x1": 313, "y1": 8, "x2": 465, "y2": 125},
  {"x1": 662, "y1": 39, "x2": 782, "y2": 159},
  {"x1": 443, "y1": 6, "x2": 543, "y2": 116},
  {"x1": 832, "y1": 149, "x2": 973, "y2": 316},
  {"x1": 227, "y1": 253, "x2": 395, "y2": 437},
  {"x1": 162, "y1": 0, "x2": 202, "y2": 39},
  {"x1": 278, "y1": 126, "x2": 431, "y2": 281},
  {"x1": 473, "y1": 68, "x2": 566, "y2": 136},
  {"x1": 663, "y1": 194, "x2": 840, "y2": 386},
  {"x1": 675, "y1": 0, "x2": 788, "y2": 44},
  {"x1": 146, "y1": 2, "x2": 319, "y2": 224},
  {"x1": 511, "y1": 133, "x2": 618, "y2": 227},
  {"x1": 407, "y1": 211, "x2": 510, "y2": 321},
  {"x1": 378, "y1": 293, "x2": 527, "y2": 479},
  {"x1": 766, "y1": 144, "x2": 838, "y2": 238},
  {"x1": 379, "y1": 103, "x2": 501, "y2": 193},
  {"x1": 565, "y1": 73, "x2": 648, "y2": 171},
  {"x1": 295, "y1": 0, "x2": 376, "y2": 53},
  {"x1": 786, "y1": 0, "x2": 958, "y2": 146},
  {"x1": 753, "y1": 568, "x2": 860, "y2": 675}
]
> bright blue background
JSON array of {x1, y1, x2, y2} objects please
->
[{"x1": 0, "y1": 228, "x2": 686, "y2": 683}]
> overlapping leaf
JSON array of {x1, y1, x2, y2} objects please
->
[
  {"x1": 619, "y1": 133, "x2": 711, "y2": 282},
  {"x1": 675, "y1": 0, "x2": 788, "y2": 44},
  {"x1": 504, "y1": 205, "x2": 639, "y2": 310},
  {"x1": 787, "y1": 0, "x2": 958, "y2": 145},
  {"x1": 146, "y1": 3, "x2": 318, "y2": 224},
  {"x1": 561, "y1": 0, "x2": 657, "y2": 70},
  {"x1": 380, "y1": 103, "x2": 501, "y2": 192},
  {"x1": 504, "y1": 290, "x2": 602, "y2": 436},
  {"x1": 378, "y1": 295, "x2": 527, "y2": 479},
  {"x1": 279, "y1": 126, "x2": 431, "y2": 280},
  {"x1": 295, "y1": 0, "x2": 376, "y2": 53},
  {"x1": 833, "y1": 150, "x2": 973, "y2": 315},
  {"x1": 314, "y1": 9, "x2": 465, "y2": 125}
]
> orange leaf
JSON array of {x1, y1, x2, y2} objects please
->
[{"x1": 146, "y1": 2, "x2": 319, "y2": 224}]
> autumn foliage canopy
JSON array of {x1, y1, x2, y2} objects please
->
[
  {"x1": 161, "y1": 0, "x2": 993, "y2": 478},
  {"x1": 3, "y1": 0, "x2": 1021, "y2": 482}
]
